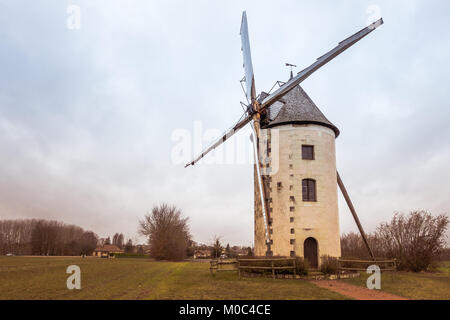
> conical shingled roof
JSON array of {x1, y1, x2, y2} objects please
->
[{"x1": 263, "y1": 85, "x2": 340, "y2": 137}]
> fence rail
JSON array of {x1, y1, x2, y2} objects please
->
[
  {"x1": 237, "y1": 257, "x2": 296, "y2": 279},
  {"x1": 337, "y1": 258, "x2": 396, "y2": 273},
  {"x1": 209, "y1": 259, "x2": 238, "y2": 276}
]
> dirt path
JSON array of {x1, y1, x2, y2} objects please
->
[{"x1": 312, "y1": 280, "x2": 409, "y2": 300}]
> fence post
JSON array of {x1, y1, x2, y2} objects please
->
[
  {"x1": 238, "y1": 258, "x2": 241, "y2": 279},
  {"x1": 271, "y1": 260, "x2": 275, "y2": 279},
  {"x1": 293, "y1": 258, "x2": 296, "y2": 278},
  {"x1": 337, "y1": 259, "x2": 341, "y2": 279}
]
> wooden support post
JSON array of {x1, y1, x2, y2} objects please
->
[
  {"x1": 337, "y1": 259, "x2": 341, "y2": 279},
  {"x1": 337, "y1": 171, "x2": 375, "y2": 260},
  {"x1": 238, "y1": 259, "x2": 241, "y2": 279},
  {"x1": 293, "y1": 258, "x2": 296, "y2": 278},
  {"x1": 252, "y1": 116, "x2": 272, "y2": 253}
]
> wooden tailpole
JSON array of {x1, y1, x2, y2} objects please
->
[
  {"x1": 252, "y1": 116, "x2": 272, "y2": 255},
  {"x1": 336, "y1": 171, "x2": 375, "y2": 260}
]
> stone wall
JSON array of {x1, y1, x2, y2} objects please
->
[{"x1": 254, "y1": 124, "x2": 341, "y2": 263}]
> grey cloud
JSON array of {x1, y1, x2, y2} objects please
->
[{"x1": 0, "y1": 0, "x2": 449, "y2": 245}]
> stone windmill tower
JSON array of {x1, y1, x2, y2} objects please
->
[
  {"x1": 253, "y1": 85, "x2": 341, "y2": 266},
  {"x1": 186, "y1": 12, "x2": 383, "y2": 266}
]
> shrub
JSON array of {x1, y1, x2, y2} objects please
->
[
  {"x1": 376, "y1": 211, "x2": 448, "y2": 272},
  {"x1": 295, "y1": 257, "x2": 309, "y2": 276},
  {"x1": 341, "y1": 210, "x2": 449, "y2": 272},
  {"x1": 320, "y1": 255, "x2": 338, "y2": 274}
]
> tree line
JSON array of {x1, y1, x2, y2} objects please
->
[{"x1": 0, "y1": 219, "x2": 98, "y2": 256}]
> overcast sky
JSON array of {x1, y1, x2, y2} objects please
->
[{"x1": 0, "y1": 1, "x2": 449, "y2": 246}]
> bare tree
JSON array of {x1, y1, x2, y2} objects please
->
[
  {"x1": 0, "y1": 219, "x2": 98, "y2": 256},
  {"x1": 80, "y1": 231, "x2": 98, "y2": 255},
  {"x1": 124, "y1": 239, "x2": 134, "y2": 253},
  {"x1": 376, "y1": 210, "x2": 448, "y2": 271},
  {"x1": 113, "y1": 233, "x2": 119, "y2": 246},
  {"x1": 341, "y1": 210, "x2": 449, "y2": 271},
  {"x1": 117, "y1": 233, "x2": 124, "y2": 249},
  {"x1": 139, "y1": 203, "x2": 191, "y2": 261},
  {"x1": 210, "y1": 235, "x2": 223, "y2": 259}
]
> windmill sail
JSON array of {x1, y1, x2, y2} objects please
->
[
  {"x1": 185, "y1": 16, "x2": 384, "y2": 168},
  {"x1": 260, "y1": 18, "x2": 383, "y2": 110},
  {"x1": 184, "y1": 114, "x2": 252, "y2": 167},
  {"x1": 185, "y1": 11, "x2": 258, "y2": 168},
  {"x1": 240, "y1": 11, "x2": 256, "y2": 103}
]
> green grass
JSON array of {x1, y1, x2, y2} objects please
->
[
  {"x1": 0, "y1": 257, "x2": 346, "y2": 300},
  {"x1": 342, "y1": 261, "x2": 450, "y2": 300}
]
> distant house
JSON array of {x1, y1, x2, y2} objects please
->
[
  {"x1": 141, "y1": 245, "x2": 151, "y2": 255},
  {"x1": 193, "y1": 249, "x2": 211, "y2": 259},
  {"x1": 93, "y1": 245, "x2": 124, "y2": 258}
]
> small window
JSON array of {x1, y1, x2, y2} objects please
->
[
  {"x1": 290, "y1": 228, "x2": 295, "y2": 234},
  {"x1": 290, "y1": 217, "x2": 294, "y2": 223},
  {"x1": 277, "y1": 182, "x2": 282, "y2": 189},
  {"x1": 290, "y1": 251, "x2": 296, "y2": 257},
  {"x1": 302, "y1": 179, "x2": 317, "y2": 202},
  {"x1": 290, "y1": 239, "x2": 295, "y2": 245},
  {"x1": 289, "y1": 207, "x2": 295, "y2": 212},
  {"x1": 302, "y1": 145, "x2": 314, "y2": 160}
]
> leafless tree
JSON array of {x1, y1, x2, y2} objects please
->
[
  {"x1": 139, "y1": 203, "x2": 191, "y2": 261},
  {"x1": 0, "y1": 219, "x2": 98, "y2": 256},
  {"x1": 341, "y1": 210, "x2": 449, "y2": 271},
  {"x1": 210, "y1": 235, "x2": 223, "y2": 258},
  {"x1": 124, "y1": 239, "x2": 134, "y2": 253},
  {"x1": 376, "y1": 210, "x2": 448, "y2": 271},
  {"x1": 117, "y1": 233, "x2": 124, "y2": 249}
]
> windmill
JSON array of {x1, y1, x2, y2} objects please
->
[{"x1": 186, "y1": 11, "x2": 383, "y2": 264}]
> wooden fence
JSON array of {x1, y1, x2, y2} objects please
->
[
  {"x1": 237, "y1": 258, "x2": 296, "y2": 279},
  {"x1": 209, "y1": 259, "x2": 238, "y2": 276},
  {"x1": 337, "y1": 259, "x2": 397, "y2": 272}
]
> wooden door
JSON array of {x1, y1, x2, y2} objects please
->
[{"x1": 304, "y1": 237, "x2": 318, "y2": 268}]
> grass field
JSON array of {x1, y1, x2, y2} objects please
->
[
  {"x1": 1, "y1": 257, "x2": 449, "y2": 300},
  {"x1": 0, "y1": 257, "x2": 346, "y2": 300},
  {"x1": 343, "y1": 261, "x2": 450, "y2": 300}
]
